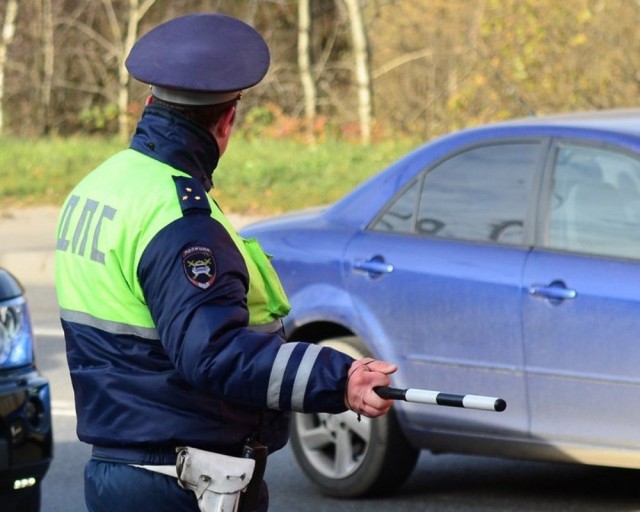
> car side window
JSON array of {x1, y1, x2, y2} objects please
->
[
  {"x1": 372, "y1": 143, "x2": 539, "y2": 242},
  {"x1": 407, "y1": 143, "x2": 538, "y2": 244},
  {"x1": 545, "y1": 145, "x2": 640, "y2": 259}
]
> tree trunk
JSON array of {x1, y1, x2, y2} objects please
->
[
  {"x1": 101, "y1": 0, "x2": 156, "y2": 141},
  {"x1": 343, "y1": 0, "x2": 372, "y2": 144},
  {"x1": 0, "y1": 0, "x2": 19, "y2": 136},
  {"x1": 298, "y1": 0, "x2": 316, "y2": 139},
  {"x1": 41, "y1": 0, "x2": 54, "y2": 135}
]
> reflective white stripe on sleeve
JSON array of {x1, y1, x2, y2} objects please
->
[
  {"x1": 267, "y1": 343, "x2": 298, "y2": 409},
  {"x1": 291, "y1": 344, "x2": 322, "y2": 411},
  {"x1": 267, "y1": 342, "x2": 322, "y2": 411}
]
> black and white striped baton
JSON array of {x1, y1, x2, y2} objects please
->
[{"x1": 375, "y1": 386, "x2": 507, "y2": 412}]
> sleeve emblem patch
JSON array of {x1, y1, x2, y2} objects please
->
[{"x1": 182, "y1": 245, "x2": 217, "y2": 289}]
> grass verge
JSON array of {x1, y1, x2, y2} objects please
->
[{"x1": 0, "y1": 135, "x2": 421, "y2": 215}]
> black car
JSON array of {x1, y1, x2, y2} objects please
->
[{"x1": 0, "y1": 268, "x2": 52, "y2": 512}]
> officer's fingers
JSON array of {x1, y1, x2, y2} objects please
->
[
  {"x1": 365, "y1": 371, "x2": 393, "y2": 405},
  {"x1": 346, "y1": 362, "x2": 393, "y2": 397},
  {"x1": 359, "y1": 390, "x2": 394, "y2": 418},
  {"x1": 366, "y1": 366, "x2": 394, "y2": 388},
  {"x1": 345, "y1": 366, "x2": 395, "y2": 417},
  {"x1": 348, "y1": 358, "x2": 375, "y2": 373},
  {"x1": 360, "y1": 401, "x2": 392, "y2": 418},
  {"x1": 347, "y1": 361, "x2": 388, "y2": 389},
  {"x1": 365, "y1": 360, "x2": 398, "y2": 376}
]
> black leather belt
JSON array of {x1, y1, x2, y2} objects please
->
[{"x1": 91, "y1": 445, "x2": 178, "y2": 465}]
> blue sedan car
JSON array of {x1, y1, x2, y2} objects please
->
[{"x1": 241, "y1": 109, "x2": 640, "y2": 498}]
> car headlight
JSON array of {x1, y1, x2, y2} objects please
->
[{"x1": 0, "y1": 298, "x2": 34, "y2": 368}]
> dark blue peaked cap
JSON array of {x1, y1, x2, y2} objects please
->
[{"x1": 125, "y1": 13, "x2": 270, "y2": 105}]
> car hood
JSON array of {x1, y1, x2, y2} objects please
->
[
  {"x1": 240, "y1": 206, "x2": 329, "y2": 236},
  {"x1": 0, "y1": 268, "x2": 23, "y2": 301}
]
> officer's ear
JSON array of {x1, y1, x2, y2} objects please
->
[
  {"x1": 212, "y1": 105, "x2": 236, "y2": 139},
  {"x1": 211, "y1": 105, "x2": 236, "y2": 156}
]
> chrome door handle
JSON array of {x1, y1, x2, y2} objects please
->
[
  {"x1": 353, "y1": 256, "x2": 394, "y2": 275},
  {"x1": 529, "y1": 281, "x2": 577, "y2": 301}
]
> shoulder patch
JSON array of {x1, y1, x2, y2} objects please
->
[{"x1": 182, "y1": 245, "x2": 217, "y2": 289}]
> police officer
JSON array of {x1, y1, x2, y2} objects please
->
[{"x1": 54, "y1": 12, "x2": 397, "y2": 512}]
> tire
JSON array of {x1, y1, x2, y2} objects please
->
[{"x1": 289, "y1": 336, "x2": 420, "y2": 498}]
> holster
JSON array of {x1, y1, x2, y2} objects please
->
[
  {"x1": 238, "y1": 440, "x2": 268, "y2": 512},
  {"x1": 176, "y1": 446, "x2": 256, "y2": 512}
]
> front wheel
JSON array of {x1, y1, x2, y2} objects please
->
[{"x1": 289, "y1": 336, "x2": 420, "y2": 498}]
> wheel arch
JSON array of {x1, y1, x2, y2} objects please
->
[
  {"x1": 286, "y1": 320, "x2": 354, "y2": 344},
  {"x1": 287, "y1": 334, "x2": 420, "y2": 498}
]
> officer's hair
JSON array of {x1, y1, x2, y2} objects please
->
[{"x1": 152, "y1": 96, "x2": 238, "y2": 130}]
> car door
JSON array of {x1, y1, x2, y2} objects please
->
[
  {"x1": 345, "y1": 140, "x2": 546, "y2": 438},
  {"x1": 523, "y1": 141, "x2": 640, "y2": 455}
]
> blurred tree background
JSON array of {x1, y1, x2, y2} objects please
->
[{"x1": 1, "y1": 0, "x2": 638, "y2": 143}]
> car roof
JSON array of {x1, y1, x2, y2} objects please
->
[{"x1": 492, "y1": 108, "x2": 640, "y2": 136}]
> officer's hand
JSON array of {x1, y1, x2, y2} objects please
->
[{"x1": 345, "y1": 358, "x2": 398, "y2": 418}]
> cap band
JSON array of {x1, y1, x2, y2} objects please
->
[{"x1": 151, "y1": 86, "x2": 241, "y2": 106}]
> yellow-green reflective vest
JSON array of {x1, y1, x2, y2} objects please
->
[{"x1": 55, "y1": 149, "x2": 290, "y2": 333}]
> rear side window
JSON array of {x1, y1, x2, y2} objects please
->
[
  {"x1": 545, "y1": 145, "x2": 640, "y2": 259},
  {"x1": 373, "y1": 143, "x2": 540, "y2": 245}
]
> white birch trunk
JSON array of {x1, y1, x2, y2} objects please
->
[
  {"x1": 0, "y1": 0, "x2": 19, "y2": 135},
  {"x1": 101, "y1": 0, "x2": 155, "y2": 140},
  {"x1": 298, "y1": 0, "x2": 316, "y2": 135},
  {"x1": 41, "y1": 0, "x2": 54, "y2": 135},
  {"x1": 343, "y1": 0, "x2": 372, "y2": 144}
]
